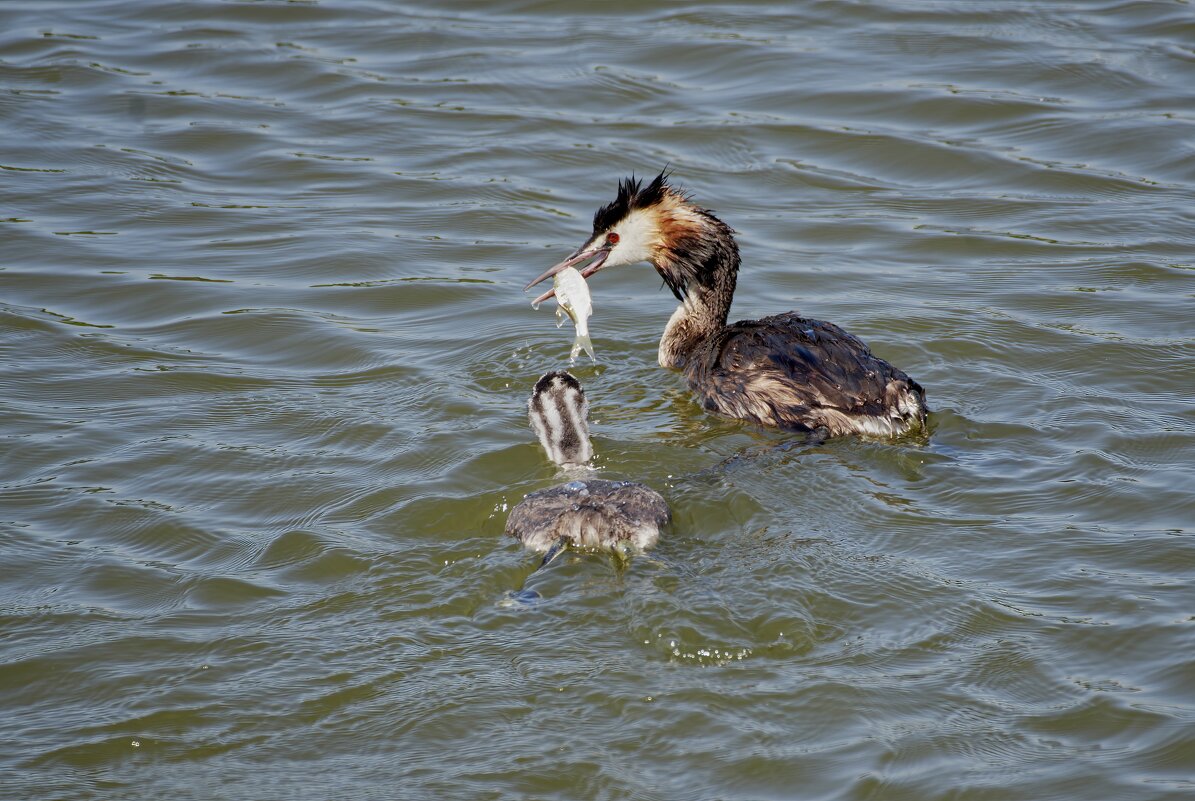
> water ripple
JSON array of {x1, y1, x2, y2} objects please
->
[{"x1": 2, "y1": 0, "x2": 1194, "y2": 799}]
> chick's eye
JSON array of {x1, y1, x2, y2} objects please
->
[{"x1": 607, "y1": 232, "x2": 620, "y2": 245}]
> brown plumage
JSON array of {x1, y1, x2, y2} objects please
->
[
  {"x1": 685, "y1": 313, "x2": 925, "y2": 436},
  {"x1": 525, "y1": 171, "x2": 927, "y2": 437}
]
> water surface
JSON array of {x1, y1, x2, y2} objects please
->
[{"x1": 2, "y1": 1, "x2": 1194, "y2": 799}]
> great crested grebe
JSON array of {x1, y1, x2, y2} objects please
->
[
  {"x1": 525, "y1": 171, "x2": 927, "y2": 437},
  {"x1": 505, "y1": 371, "x2": 670, "y2": 560}
]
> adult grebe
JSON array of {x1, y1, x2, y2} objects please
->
[
  {"x1": 525, "y1": 172, "x2": 927, "y2": 437},
  {"x1": 505, "y1": 371, "x2": 670, "y2": 560}
]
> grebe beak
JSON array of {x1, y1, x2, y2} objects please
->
[{"x1": 524, "y1": 241, "x2": 612, "y2": 293}]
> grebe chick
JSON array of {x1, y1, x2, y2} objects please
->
[
  {"x1": 505, "y1": 371, "x2": 670, "y2": 556},
  {"x1": 525, "y1": 172, "x2": 928, "y2": 438}
]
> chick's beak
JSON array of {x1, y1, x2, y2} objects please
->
[{"x1": 524, "y1": 241, "x2": 611, "y2": 293}]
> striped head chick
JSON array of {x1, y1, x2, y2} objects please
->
[
  {"x1": 508, "y1": 370, "x2": 670, "y2": 561},
  {"x1": 527, "y1": 370, "x2": 592, "y2": 468}
]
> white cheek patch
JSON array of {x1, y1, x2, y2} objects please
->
[{"x1": 607, "y1": 209, "x2": 657, "y2": 267}]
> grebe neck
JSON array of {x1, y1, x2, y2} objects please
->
[
  {"x1": 654, "y1": 219, "x2": 739, "y2": 369},
  {"x1": 658, "y1": 288, "x2": 729, "y2": 368}
]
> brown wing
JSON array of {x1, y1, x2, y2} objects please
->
[{"x1": 685, "y1": 313, "x2": 925, "y2": 434}]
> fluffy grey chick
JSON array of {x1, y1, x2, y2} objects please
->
[{"x1": 505, "y1": 371, "x2": 670, "y2": 555}]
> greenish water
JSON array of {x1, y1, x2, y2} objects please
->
[{"x1": 2, "y1": 1, "x2": 1193, "y2": 799}]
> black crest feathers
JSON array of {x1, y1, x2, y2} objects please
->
[{"x1": 591, "y1": 169, "x2": 671, "y2": 233}]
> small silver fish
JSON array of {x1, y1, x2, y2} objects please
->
[{"x1": 533, "y1": 266, "x2": 594, "y2": 363}]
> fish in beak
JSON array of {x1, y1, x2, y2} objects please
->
[{"x1": 524, "y1": 238, "x2": 612, "y2": 305}]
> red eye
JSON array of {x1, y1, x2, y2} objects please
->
[{"x1": 607, "y1": 232, "x2": 620, "y2": 245}]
